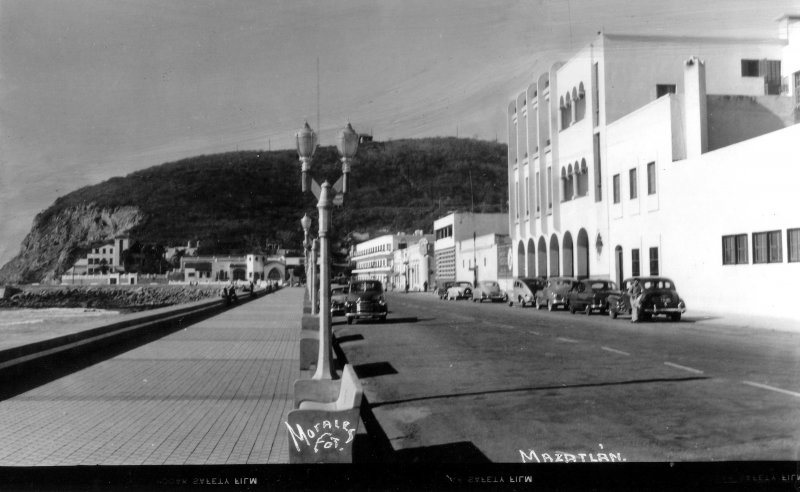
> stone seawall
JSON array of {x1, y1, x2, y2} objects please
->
[{"x1": 0, "y1": 285, "x2": 222, "y2": 310}]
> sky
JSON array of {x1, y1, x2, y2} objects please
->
[{"x1": 0, "y1": 0, "x2": 796, "y2": 267}]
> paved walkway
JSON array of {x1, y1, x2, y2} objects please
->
[{"x1": 0, "y1": 287, "x2": 304, "y2": 465}]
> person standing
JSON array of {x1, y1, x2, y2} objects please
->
[
  {"x1": 629, "y1": 279, "x2": 643, "y2": 323},
  {"x1": 423, "y1": 280, "x2": 428, "y2": 293}
]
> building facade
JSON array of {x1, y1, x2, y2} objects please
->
[
  {"x1": 352, "y1": 231, "x2": 433, "y2": 288},
  {"x1": 507, "y1": 17, "x2": 800, "y2": 319},
  {"x1": 433, "y1": 212, "x2": 509, "y2": 289},
  {"x1": 455, "y1": 233, "x2": 513, "y2": 290}
]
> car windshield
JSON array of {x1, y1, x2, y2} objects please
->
[
  {"x1": 589, "y1": 281, "x2": 616, "y2": 290},
  {"x1": 480, "y1": 281, "x2": 498, "y2": 288},
  {"x1": 456, "y1": 282, "x2": 472, "y2": 287},
  {"x1": 523, "y1": 279, "x2": 544, "y2": 289},
  {"x1": 642, "y1": 279, "x2": 674, "y2": 290},
  {"x1": 351, "y1": 281, "x2": 383, "y2": 293}
]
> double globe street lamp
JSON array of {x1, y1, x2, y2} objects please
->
[{"x1": 295, "y1": 121, "x2": 359, "y2": 380}]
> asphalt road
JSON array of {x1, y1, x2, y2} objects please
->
[{"x1": 332, "y1": 291, "x2": 800, "y2": 463}]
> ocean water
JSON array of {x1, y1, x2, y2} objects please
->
[{"x1": 0, "y1": 308, "x2": 122, "y2": 350}]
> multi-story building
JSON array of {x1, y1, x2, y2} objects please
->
[
  {"x1": 85, "y1": 237, "x2": 129, "y2": 274},
  {"x1": 352, "y1": 231, "x2": 433, "y2": 288},
  {"x1": 506, "y1": 15, "x2": 800, "y2": 318},
  {"x1": 433, "y1": 212, "x2": 508, "y2": 289},
  {"x1": 455, "y1": 233, "x2": 513, "y2": 290},
  {"x1": 391, "y1": 235, "x2": 434, "y2": 291}
]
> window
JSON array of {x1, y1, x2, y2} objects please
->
[
  {"x1": 656, "y1": 84, "x2": 676, "y2": 98},
  {"x1": 612, "y1": 174, "x2": 620, "y2": 204},
  {"x1": 525, "y1": 176, "x2": 529, "y2": 216},
  {"x1": 631, "y1": 249, "x2": 640, "y2": 277},
  {"x1": 722, "y1": 234, "x2": 749, "y2": 265},
  {"x1": 795, "y1": 71, "x2": 800, "y2": 109},
  {"x1": 647, "y1": 162, "x2": 656, "y2": 195},
  {"x1": 593, "y1": 133, "x2": 602, "y2": 201},
  {"x1": 629, "y1": 168, "x2": 638, "y2": 199},
  {"x1": 592, "y1": 63, "x2": 600, "y2": 126},
  {"x1": 649, "y1": 247, "x2": 659, "y2": 276},
  {"x1": 790, "y1": 229, "x2": 800, "y2": 263},
  {"x1": 547, "y1": 167, "x2": 552, "y2": 209},
  {"x1": 753, "y1": 230, "x2": 782, "y2": 263},
  {"x1": 535, "y1": 172, "x2": 540, "y2": 212},
  {"x1": 741, "y1": 59, "x2": 759, "y2": 77}
]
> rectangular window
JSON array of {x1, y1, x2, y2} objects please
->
[
  {"x1": 722, "y1": 234, "x2": 748, "y2": 265},
  {"x1": 535, "y1": 172, "x2": 540, "y2": 212},
  {"x1": 629, "y1": 168, "x2": 638, "y2": 199},
  {"x1": 649, "y1": 247, "x2": 659, "y2": 276},
  {"x1": 515, "y1": 180, "x2": 520, "y2": 219},
  {"x1": 741, "y1": 59, "x2": 759, "y2": 77},
  {"x1": 794, "y1": 71, "x2": 800, "y2": 109},
  {"x1": 753, "y1": 230, "x2": 782, "y2": 264},
  {"x1": 789, "y1": 228, "x2": 800, "y2": 263},
  {"x1": 592, "y1": 62, "x2": 600, "y2": 126},
  {"x1": 656, "y1": 84, "x2": 676, "y2": 98},
  {"x1": 525, "y1": 176, "x2": 529, "y2": 216},
  {"x1": 647, "y1": 162, "x2": 656, "y2": 195},
  {"x1": 593, "y1": 133, "x2": 602, "y2": 202},
  {"x1": 547, "y1": 167, "x2": 552, "y2": 209},
  {"x1": 612, "y1": 174, "x2": 620, "y2": 204},
  {"x1": 631, "y1": 249, "x2": 640, "y2": 277}
]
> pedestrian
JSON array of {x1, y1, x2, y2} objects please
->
[
  {"x1": 221, "y1": 285, "x2": 231, "y2": 307},
  {"x1": 629, "y1": 279, "x2": 643, "y2": 323},
  {"x1": 423, "y1": 280, "x2": 428, "y2": 292},
  {"x1": 229, "y1": 283, "x2": 238, "y2": 304},
  {"x1": 405, "y1": 282, "x2": 409, "y2": 294}
]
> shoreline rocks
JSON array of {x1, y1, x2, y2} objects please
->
[{"x1": 0, "y1": 285, "x2": 221, "y2": 310}]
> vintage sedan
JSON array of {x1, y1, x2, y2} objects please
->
[
  {"x1": 567, "y1": 279, "x2": 617, "y2": 315},
  {"x1": 535, "y1": 277, "x2": 579, "y2": 311},
  {"x1": 445, "y1": 281, "x2": 474, "y2": 300},
  {"x1": 607, "y1": 277, "x2": 686, "y2": 321},
  {"x1": 330, "y1": 284, "x2": 349, "y2": 317},
  {"x1": 344, "y1": 280, "x2": 388, "y2": 324},
  {"x1": 508, "y1": 277, "x2": 546, "y2": 307},
  {"x1": 436, "y1": 281, "x2": 455, "y2": 300},
  {"x1": 472, "y1": 280, "x2": 508, "y2": 303}
]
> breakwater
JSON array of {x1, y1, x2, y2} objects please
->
[{"x1": 0, "y1": 285, "x2": 221, "y2": 310}]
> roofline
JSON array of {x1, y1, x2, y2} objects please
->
[{"x1": 601, "y1": 32, "x2": 785, "y2": 46}]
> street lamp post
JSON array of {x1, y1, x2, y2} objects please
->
[
  {"x1": 300, "y1": 213, "x2": 318, "y2": 314},
  {"x1": 295, "y1": 121, "x2": 359, "y2": 380}
]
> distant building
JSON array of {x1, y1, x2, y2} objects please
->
[
  {"x1": 179, "y1": 252, "x2": 302, "y2": 284},
  {"x1": 433, "y1": 212, "x2": 509, "y2": 288},
  {"x1": 352, "y1": 231, "x2": 433, "y2": 288},
  {"x1": 456, "y1": 233, "x2": 513, "y2": 290}
]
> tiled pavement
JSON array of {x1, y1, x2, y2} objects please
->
[{"x1": 0, "y1": 287, "x2": 304, "y2": 465}]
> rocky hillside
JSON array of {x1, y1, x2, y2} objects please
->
[
  {"x1": 0, "y1": 285, "x2": 222, "y2": 310},
  {"x1": 0, "y1": 137, "x2": 508, "y2": 284}
]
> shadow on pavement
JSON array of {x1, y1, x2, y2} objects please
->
[
  {"x1": 354, "y1": 361, "x2": 398, "y2": 378},
  {"x1": 336, "y1": 333, "x2": 365, "y2": 344},
  {"x1": 392, "y1": 442, "x2": 491, "y2": 463}
]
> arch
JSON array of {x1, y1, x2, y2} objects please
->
[
  {"x1": 578, "y1": 158, "x2": 589, "y2": 196},
  {"x1": 549, "y1": 234, "x2": 560, "y2": 277},
  {"x1": 577, "y1": 229, "x2": 590, "y2": 279},
  {"x1": 561, "y1": 167, "x2": 569, "y2": 200},
  {"x1": 537, "y1": 237, "x2": 548, "y2": 278},
  {"x1": 562, "y1": 232, "x2": 574, "y2": 277},
  {"x1": 517, "y1": 241, "x2": 525, "y2": 278},
  {"x1": 526, "y1": 238, "x2": 536, "y2": 277},
  {"x1": 571, "y1": 87, "x2": 578, "y2": 101},
  {"x1": 576, "y1": 82, "x2": 587, "y2": 120},
  {"x1": 614, "y1": 245, "x2": 624, "y2": 287},
  {"x1": 267, "y1": 267, "x2": 282, "y2": 280}
]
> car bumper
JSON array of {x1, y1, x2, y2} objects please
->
[
  {"x1": 346, "y1": 303, "x2": 387, "y2": 318},
  {"x1": 643, "y1": 306, "x2": 686, "y2": 314}
]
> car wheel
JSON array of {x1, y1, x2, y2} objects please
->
[
  {"x1": 609, "y1": 310, "x2": 617, "y2": 319},
  {"x1": 671, "y1": 313, "x2": 681, "y2": 322},
  {"x1": 346, "y1": 317, "x2": 353, "y2": 325},
  {"x1": 569, "y1": 304, "x2": 576, "y2": 314},
  {"x1": 508, "y1": 300, "x2": 513, "y2": 307},
  {"x1": 585, "y1": 305, "x2": 592, "y2": 316}
]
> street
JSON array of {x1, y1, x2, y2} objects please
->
[{"x1": 333, "y1": 291, "x2": 800, "y2": 463}]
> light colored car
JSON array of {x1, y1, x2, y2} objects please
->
[
  {"x1": 472, "y1": 280, "x2": 508, "y2": 303},
  {"x1": 535, "y1": 277, "x2": 579, "y2": 311},
  {"x1": 330, "y1": 284, "x2": 349, "y2": 316},
  {"x1": 508, "y1": 277, "x2": 546, "y2": 307},
  {"x1": 445, "y1": 281, "x2": 473, "y2": 300}
]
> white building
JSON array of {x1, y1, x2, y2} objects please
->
[
  {"x1": 433, "y1": 212, "x2": 509, "y2": 289},
  {"x1": 455, "y1": 233, "x2": 513, "y2": 291},
  {"x1": 352, "y1": 231, "x2": 433, "y2": 288},
  {"x1": 507, "y1": 15, "x2": 800, "y2": 319}
]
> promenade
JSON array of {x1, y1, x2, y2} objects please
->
[{"x1": 0, "y1": 287, "x2": 304, "y2": 466}]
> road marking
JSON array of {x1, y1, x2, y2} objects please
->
[
  {"x1": 664, "y1": 362, "x2": 704, "y2": 374},
  {"x1": 742, "y1": 381, "x2": 800, "y2": 398},
  {"x1": 556, "y1": 337, "x2": 580, "y2": 343},
  {"x1": 601, "y1": 346, "x2": 630, "y2": 356}
]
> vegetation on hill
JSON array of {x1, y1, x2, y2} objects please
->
[{"x1": 2, "y1": 137, "x2": 508, "y2": 282}]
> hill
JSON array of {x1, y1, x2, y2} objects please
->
[{"x1": 0, "y1": 137, "x2": 508, "y2": 284}]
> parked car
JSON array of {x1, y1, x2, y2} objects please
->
[
  {"x1": 508, "y1": 277, "x2": 546, "y2": 307},
  {"x1": 567, "y1": 279, "x2": 617, "y2": 315},
  {"x1": 535, "y1": 277, "x2": 579, "y2": 311},
  {"x1": 607, "y1": 277, "x2": 686, "y2": 321},
  {"x1": 344, "y1": 280, "x2": 388, "y2": 324},
  {"x1": 436, "y1": 281, "x2": 455, "y2": 300},
  {"x1": 330, "y1": 284, "x2": 349, "y2": 317},
  {"x1": 472, "y1": 280, "x2": 508, "y2": 303},
  {"x1": 445, "y1": 281, "x2": 474, "y2": 300}
]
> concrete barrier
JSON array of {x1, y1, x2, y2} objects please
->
[{"x1": 286, "y1": 364, "x2": 363, "y2": 463}]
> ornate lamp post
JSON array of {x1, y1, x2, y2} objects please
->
[
  {"x1": 300, "y1": 213, "x2": 318, "y2": 314},
  {"x1": 295, "y1": 121, "x2": 359, "y2": 380}
]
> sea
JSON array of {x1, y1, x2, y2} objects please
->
[{"x1": 0, "y1": 307, "x2": 123, "y2": 350}]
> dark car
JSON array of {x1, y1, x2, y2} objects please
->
[
  {"x1": 445, "y1": 281, "x2": 474, "y2": 300},
  {"x1": 436, "y1": 281, "x2": 455, "y2": 300},
  {"x1": 330, "y1": 284, "x2": 349, "y2": 317},
  {"x1": 508, "y1": 277, "x2": 546, "y2": 307},
  {"x1": 472, "y1": 280, "x2": 508, "y2": 303},
  {"x1": 607, "y1": 277, "x2": 686, "y2": 321},
  {"x1": 567, "y1": 279, "x2": 617, "y2": 315},
  {"x1": 535, "y1": 277, "x2": 578, "y2": 311},
  {"x1": 344, "y1": 280, "x2": 388, "y2": 324}
]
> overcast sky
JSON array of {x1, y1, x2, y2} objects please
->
[{"x1": 0, "y1": 0, "x2": 795, "y2": 266}]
